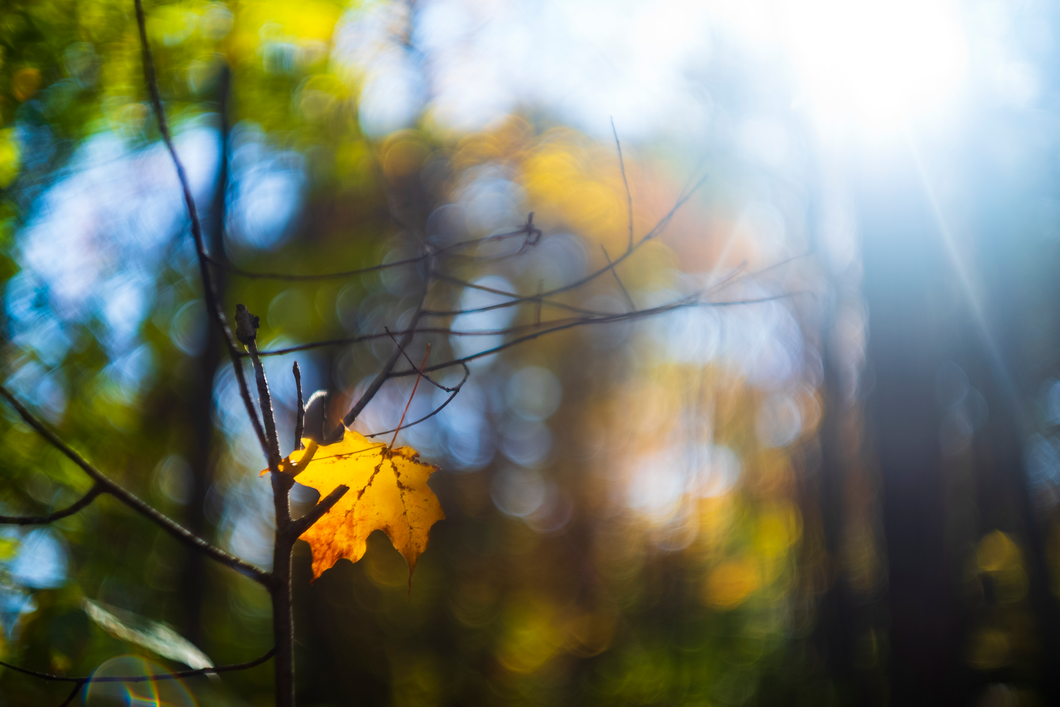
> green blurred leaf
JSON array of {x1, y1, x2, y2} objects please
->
[{"x1": 82, "y1": 598, "x2": 213, "y2": 670}]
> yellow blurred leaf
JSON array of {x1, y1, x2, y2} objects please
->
[
  {"x1": 703, "y1": 558, "x2": 759, "y2": 610},
  {"x1": 0, "y1": 536, "x2": 19, "y2": 561},
  {"x1": 0, "y1": 129, "x2": 20, "y2": 189},
  {"x1": 263, "y1": 430, "x2": 444, "y2": 581},
  {"x1": 977, "y1": 530, "x2": 1020, "y2": 573}
]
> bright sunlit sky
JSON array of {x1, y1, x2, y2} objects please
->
[{"x1": 346, "y1": 0, "x2": 1042, "y2": 143}]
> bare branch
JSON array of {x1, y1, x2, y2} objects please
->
[
  {"x1": 58, "y1": 682, "x2": 82, "y2": 707},
  {"x1": 611, "y1": 117, "x2": 634, "y2": 252},
  {"x1": 292, "y1": 485, "x2": 349, "y2": 537},
  {"x1": 389, "y1": 292, "x2": 802, "y2": 378},
  {"x1": 204, "y1": 216, "x2": 541, "y2": 282},
  {"x1": 530, "y1": 173, "x2": 709, "y2": 302},
  {"x1": 427, "y1": 273, "x2": 605, "y2": 317},
  {"x1": 385, "y1": 328, "x2": 454, "y2": 392},
  {"x1": 236, "y1": 305, "x2": 283, "y2": 470},
  {"x1": 420, "y1": 178, "x2": 703, "y2": 322},
  {"x1": 253, "y1": 252, "x2": 804, "y2": 358},
  {"x1": 0, "y1": 484, "x2": 105, "y2": 525},
  {"x1": 0, "y1": 385, "x2": 270, "y2": 585},
  {"x1": 134, "y1": 0, "x2": 269, "y2": 458}
]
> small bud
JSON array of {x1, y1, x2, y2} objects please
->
[{"x1": 234, "y1": 304, "x2": 259, "y2": 346}]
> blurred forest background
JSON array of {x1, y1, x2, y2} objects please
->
[{"x1": 2, "y1": 0, "x2": 1060, "y2": 705}]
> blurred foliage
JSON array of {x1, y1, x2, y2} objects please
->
[
  {"x1": 0, "y1": 0, "x2": 864, "y2": 704},
  {"x1": 3, "y1": 0, "x2": 1058, "y2": 706}
]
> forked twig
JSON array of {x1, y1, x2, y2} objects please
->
[{"x1": 364, "y1": 363, "x2": 471, "y2": 439}]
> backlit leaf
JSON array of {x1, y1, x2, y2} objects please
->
[
  {"x1": 82, "y1": 598, "x2": 213, "y2": 671},
  {"x1": 264, "y1": 430, "x2": 444, "y2": 582}
]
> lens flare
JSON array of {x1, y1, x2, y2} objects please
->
[{"x1": 83, "y1": 656, "x2": 196, "y2": 707}]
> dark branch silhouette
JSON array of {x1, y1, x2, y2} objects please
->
[
  {"x1": 204, "y1": 215, "x2": 541, "y2": 282},
  {"x1": 0, "y1": 484, "x2": 104, "y2": 525},
  {"x1": 134, "y1": 0, "x2": 268, "y2": 458},
  {"x1": 363, "y1": 364, "x2": 471, "y2": 439},
  {"x1": 0, "y1": 385, "x2": 270, "y2": 585},
  {"x1": 390, "y1": 293, "x2": 801, "y2": 378},
  {"x1": 1, "y1": 647, "x2": 276, "y2": 706}
]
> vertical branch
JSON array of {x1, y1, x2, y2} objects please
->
[
  {"x1": 233, "y1": 305, "x2": 295, "y2": 707},
  {"x1": 235, "y1": 305, "x2": 282, "y2": 468},
  {"x1": 133, "y1": 0, "x2": 269, "y2": 458}
]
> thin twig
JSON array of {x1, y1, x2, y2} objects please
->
[
  {"x1": 0, "y1": 484, "x2": 105, "y2": 525},
  {"x1": 58, "y1": 682, "x2": 83, "y2": 707},
  {"x1": 226, "y1": 160, "x2": 693, "y2": 328},
  {"x1": 601, "y1": 245, "x2": 636, "y2": 312},
  {"x1": 204, "y1": 217, "x2": 541, "y2": 281},
  {"x1": 384, "y1": 328, "x2": 452, "y2": 392},
  {"x1": 611, "y1": 117, "x2": 634, "y2": 252},
  {"x1": 529, "y1": 173, "x2": 708, "y2": 302},
  {"x1": 293, "y1": 362, "x2": 305, "y2": 451},
  {"x1": 0, "y1": 385, "x2": 270, "y2": 585},
  {"x1": 0, "y1": 647, "x2": 276, "y2": 685},
  {"x1": 342, "y1": 262, "x2": 432, "y2": 428},
  {"x1": 235, "y1": 305, "x2": 282, "y2": 470},
  {"x1": 364, "y1": 363, "x2": 471, "y2": 439},
  {"x1": 134, "y1": 0, "x2": 269, "y2": 458},
  {"x1": 257, "y1": 283, "x2": 800, "y2": 360},
  {"x1": 419, "y1": 175, "x2": 708, "y2": 319},
  {"x1": 428, "y1": 273, "x2": 605, "y2": 317},
  {"x1": 388, "y1": 292, "x2": 803, "y2": 378},
  {"x1": 252, "y1": 223, "x2": 804, "y2": 361}
]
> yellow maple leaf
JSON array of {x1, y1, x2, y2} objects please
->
[{"x1": 263, "y1": 430, "x2": 444, "y2": 581}]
